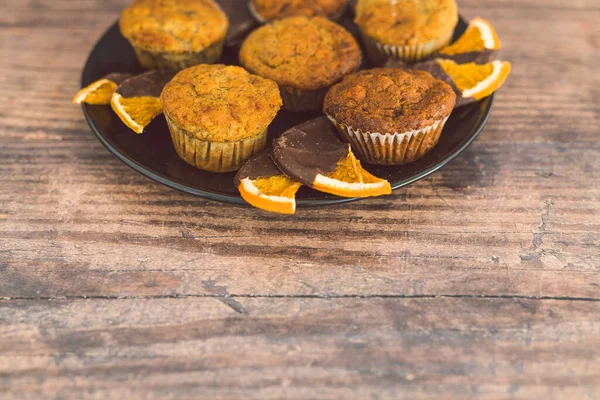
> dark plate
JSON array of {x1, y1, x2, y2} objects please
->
[{"x1": 81, "y1": 14, "x2": 493, "y2": 206}]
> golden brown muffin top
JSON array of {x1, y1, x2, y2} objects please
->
[
  {"x1": 355, "y1": 0, "x2": 457, "y2": 46},
  {"x1": 239, "y1": 16, "x2": 361, "y2": 91},
  {"x1": 250, "y1": 0, "x2": 348, "y2": 21},
  {"x1": 324, "y1": 68, "x2": 456, "y2": 133},
  {"x1": 161, "y1": 65, "x2": 282, "y2": 142},
  {"x1": 120, "y1": 0, "x2": 229, "y2": 53}
]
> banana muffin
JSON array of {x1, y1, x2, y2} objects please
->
[
  {"x1": 160, "y1": 65, "x2": 282, "y2": 172},
  {"x1": 324, "y1": 68, "x2": 456, "y2": 165},
  {"x1": 120, "y1": 0, "x2": 229, "y2": 71},
  {"x1": 239, "y1": 16, "x2": 361, "y2": 111},
  {"x1": 355, "y1": 0, "x2": 458, "y2": 63},
  {"x1": 249, "y1": 0, "x2": 349, "y2": 22}
]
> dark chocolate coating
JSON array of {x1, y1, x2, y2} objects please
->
[
  {"x1": 216, "y1": 0, "x2": 258, "y2": 46},
  {"x1": 348, "y1": 0, "x2": 357, "y2": 13},
  {"x1": 272, "y1": 117, "x2": 349, "y2": 187},
  {"x1": 383, "y1": 59, "x2": 408, "y2": 69},
  {"x1": 104, "y1": 73, "x2": 134, "y2": 86},
  {"x1": 233, "y1": 151, "x2": 285, "y2": 188},
  {"x1": 384, "y1": 49, "x2": 498, "y2": 69},
  {"x1": 116, "y1": 70, "x2": 175, "y2": 98},
  {"x1": 438, "y1": 49, "x2": 498, "y2": 65}
]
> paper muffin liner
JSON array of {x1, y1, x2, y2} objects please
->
[
  {"x1": 166, "y1": 115, "x2": 268, "y2": 173},
  {"x1": 133, "y1": 41, "x2": 225, "y2": 71},
  {"x1": 280, "y1": 86, "x2": 329, "y2": 112},
  {"x1": 249, "y1": 1, "x2": 348, "y2": 23},
  {"x1": 360, "y1": 30, "x2": 453, "y2": 64},
  {"x1": 328, "y1": 115, "x2": 449, "y2": 165}
]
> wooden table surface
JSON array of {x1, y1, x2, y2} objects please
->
[{"x1": 1, "y1": 0, "x2": 599, "y2": 399}]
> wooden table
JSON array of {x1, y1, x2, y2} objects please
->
[{"x1": 1, "y1": 1, "x2": 599, "y2": 399}]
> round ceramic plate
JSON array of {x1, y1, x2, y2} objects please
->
[{"x1": 81, "y1": 13, "x2": 493, "y2": 206}]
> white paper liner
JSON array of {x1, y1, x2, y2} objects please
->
[{"x1": 328, "y1": 115, "x2": 449, "y2": 165}]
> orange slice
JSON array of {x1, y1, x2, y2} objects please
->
[
  {"x1": 73, "y1": 79, "x2": 118, "y2": 105},
  {"x1": 73, "y1": 73, "x2": 132, "y2": 105},
  {"x1": 436, "y1": 59, "x2": 512, "y2": 100},
  {"x1": 440, "y1": 17, "x2": 501, "y2": 56},
  {"x1": 110, "y1": 93, "x2": 163, "y2": 134},
  {"x1": 313, "y1": 150, "x2": 392, "y2": 198},
  {"x1": 238, "y1": 175, "x2": 302, "y2": 215}
]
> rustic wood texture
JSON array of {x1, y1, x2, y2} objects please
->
[
  {"x1": 0, "y1": 0, "x2": 599, "y2": 398},
  {"x1": 1, "y1": 297, "x2": 599, "y2": 400}
]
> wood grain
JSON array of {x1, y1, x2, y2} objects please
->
[
  {"x1": 1, "y1": 297, "x2": 599, "y2": 400},
  {"x1": 0, "y1": 0, "x2": 599, "y2": 398}
]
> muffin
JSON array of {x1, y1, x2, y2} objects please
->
[
  {"x1": 249, "y1": 0, "x2": 349, "y2": 22},
  {"x1": 239, "y1": 16, "x2": 361, "y2": 111},
  {"x1": 120, "y1": 0, "x2": 229, "y2": 71},
  {"x1": 160, "y1": 65, "x2": 282, "y2": 172},
  {"x1": 355, "y1": 0, "x2": 458, "y2": 63},
  {"x1": 324, "y1": 68, "x2": 456, "y2": 165}
]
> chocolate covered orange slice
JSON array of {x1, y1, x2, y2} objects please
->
[
  {"x1": 440, "y1": 17, "x2": 501, "y2": 56},
  {"x1": 235, "y1": 152, "x2": 301, "y2": 215},
  {"x1": 73, "y1": 73, "x2": 132, "y2": 105},
  {"x1": 110, "y1": 70, "x2": 174, "y2": 134},
  {"x1": 387, "y1": 59, "x2": 511, "y2": 107},
  {"x1": 436, "y1": 59, "x2": 512, "y2": 101},
  {"x1": 433, "y1": 17, "x2": 501, "y2": 64},
  {"x1": 273, "y1": 117, "x2": 391, "y2": 198}
]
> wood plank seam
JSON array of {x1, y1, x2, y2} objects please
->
[{"x1": 2, "y1": 294, "x2": 600, "y2": 302}]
